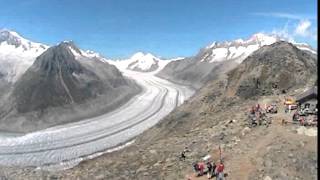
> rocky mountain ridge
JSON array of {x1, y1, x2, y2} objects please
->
[{"x1": 157, "y1": 33, "x2": 316, "y2": 89}]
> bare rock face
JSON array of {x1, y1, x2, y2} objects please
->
[
  {"x1": 12, "y1": 42, "x2": 123, "y2": 113},
  {"x1": 226, "y1": 41, "x2": 317, "y2": 99},
  {"x1": 157, "y1": 54, "x2": 239, "y2": 89}
]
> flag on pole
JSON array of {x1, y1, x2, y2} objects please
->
[{"x1": 219, "y1": 144, "x2": 222, "y2": 161}]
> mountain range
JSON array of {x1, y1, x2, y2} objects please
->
[
  {"x1": 157, "y1": 33, "x2": 316, "y2": 89},
  {"x1": 107, "y1": 52, "x2": 182, "y2": 73},
  {"x1": 0, "y1": 29, "x2": 317, "y2": 133},
  {"x1": 0, "y1": 30, "x2": 141, "y2": 132}
]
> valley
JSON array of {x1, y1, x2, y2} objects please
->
[{"x1": 0, "y1": 69, "x2": 194, "y2": 169}]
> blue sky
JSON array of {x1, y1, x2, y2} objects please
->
[{"x1": 0, "y1": 0, "x2": 317, "y2": 59}]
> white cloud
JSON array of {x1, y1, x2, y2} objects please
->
[
  {"x1": 295, "y1": 20, "x2": 311, "y2": 36},
  {"x1": 271, "y1": 22, "x2": 295, "y2": 42},
  {"x1": 294, "y1": 19, "x2": 317, "y2": 40},
  {"x1": 253, "y1": 12, "x2": 317, "y2": 47},
  {"x1": 266, "y1": 19, "x2": 317, "y2": 44},
  {"x1": 252, "y1": 12, "x2": 316, "y2": 20}
]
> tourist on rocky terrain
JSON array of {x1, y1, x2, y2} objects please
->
[
  {"x1": 180, "y1": 150, "x2": 186, "y2": 161},
  {"x1": 215, "y1": 160, "x2": 225, "y2": 180},
  {"x1": 293, "y1": 111, "x2": 299, "y2": 121},
  {"x1": 299, "y1": 116, "x2": 305, "y2": 126},
  {"x1": 206, "y1": 161, "x2": 213, "y2": 179},
  {"x1": 212, "y1": 161, "x2": 217, "y2": 177},
  {"x1": 255, "y1": 104, "x2": 261, "y2": 112},
  {"x1": 198, "y1": 162, "x2": 205, "y2": 176},
  {"x1": 192, "y1": 162, "x2": 200, "y2": 176},
  {"x1": 250, "y1": 106, "x2": 255, "y2": 114},
  {"x1": 180, "y1": 147, "x2": 189, "y2": 161}
]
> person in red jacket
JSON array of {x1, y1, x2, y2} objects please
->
[
  {"x1": 215, "y1": 160, "x2": 225, "y2": 180},
  {"x1": 198, "y1": 162, "x2": 205, "y2": 176}
]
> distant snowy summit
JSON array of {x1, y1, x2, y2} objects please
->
[
  {"x1": 157, "y1": 33, "x2": 317, "y2": 89},
  {"x1": 201, "y1": 33, "x2": 316, "y2": 64},
  {"x1": 0, "y1": 29, "x2": 316, "y2": 82},
  {"x1": 0, "y1": 29, "x2": 47, "y2": 52},
  {"x1": 0, "y1": 29, "x2": 177, "y2": 78},
  {"x1": 0, "y1": 30, "x2": 107, "y2": 83},
  {"x1": 108, "y1": 52, "x2": 181, "y2": 73},
  {"x1": 0, "y1": 29, "x2": 48, "y2": 82},
  {"x1": 127, "y1": 52, "x2": 160, "y2": 72}
]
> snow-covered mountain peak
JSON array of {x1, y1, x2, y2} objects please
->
[
  {"x1": 130, "y1": 52, "x2": 145, "y2": 59},
  {"x1": 107, "y1": 52, "x2": 173, "y2": 73},
  {"x1": 58, "y1": 41, "x2": 83, "y2": 58},
  {"x1": 201, "y1": 32, "x2": 316, "y2": 64},
  {"x1": 57, "y1": 41, "x2": 103, "y2": 60},
  {"x1": 206, "y1": 42, "x2": 217, "y2": 49},
  {"x1": 129, "y1": 52, "x2": 159, "y2": 61},
  {"x1": 0, "y1": 29, "x2": 48, "y2": 51},
  {"x1": 0, "y1": 29, "x2": 48, "y2": 82},
  {"x1": 249, "y1": 32, "x2": 273, "y2": 41},
  {"x1": 0, "y1": 29, "x2": 25, "y2": 44},
  {"x1": 201, "y1": 33, "x2": 280, "y2": 63},
  {"x1": 126, "y1": 52, "x2": 160, "y2": 72},
  {"x1": 247, "y1": 33, "x2": 279, "y2": 45},
  {"x1": 234, "y1": 38, "x2": 244, "y2": 44}
]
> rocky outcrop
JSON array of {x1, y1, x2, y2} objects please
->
[{"x1": 226, "y1": 41, "x2": 317, "y2": 99}]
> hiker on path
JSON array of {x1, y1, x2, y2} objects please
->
[
  {"x1": 293, "y1": 111, "x2": 299, "y2": 121},
  {"x1": 206, "y1": 161, "x2": 213, "y2": 179},
  {"x1": 215, "y1": 160, "x2": 225, "y2": 180},
  {"x1": 192, "y1": 162, "x2": 199, "y2": 176},
  {"x1": 250, "y1": 106, "x2": 255, "y2": 114},
  {"x1": 180, "y1": 151, "x2": 186, "y2": 161},
  {"x1": 198, "y1": 162, "x2": 205, "y2": 176},
  {"x1": 256, "y1": 104, "x2": 261, "y2": 112},
  {"x1": 212, "y1": 161, "x2": 217, "y2": 177}
]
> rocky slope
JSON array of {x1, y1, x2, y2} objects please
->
[
  {"x1": 0, "y1": 39, "x2": 317, "y2": 179},
  {"x1": 226, "y1": 41, "x2": 317, "y2": 99},
  {"x1": 157, "y1": 33, "x2": 316, "y2": 89},
  {"x1": 0, "y1": 42, "x2": 141, "y2": 133}
]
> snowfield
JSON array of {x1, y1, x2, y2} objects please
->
[
  {"x1": 0, "y1": 69, "x2": 194, "y2": 169},
  {"x1": 0, "y1": 30, "x2": 48, "y2": 82}
]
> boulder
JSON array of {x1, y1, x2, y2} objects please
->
[
  {"x1": 241, "y1": 127, "x2": 251, "y2": 136},
  {"x1": 264, "y1": 176, "x2": 272, "y2": 180}
]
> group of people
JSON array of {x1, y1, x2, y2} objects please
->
[
  {"x1": 248, "y1": 104, "x2": 271, "y2": 127},
  {"x1": 292, "y1": 109, "x2": 318, "y2": 126},
  {"x1": 192, "y1": 160, "x2": 225, "y2": 179}
]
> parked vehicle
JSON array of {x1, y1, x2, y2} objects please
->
[
  {"x1": 288, "y1": 104, "x2": 298, "y2": 110},
  {"x1": 284, "y1": 97, "x2": 296, "y2": 106}
]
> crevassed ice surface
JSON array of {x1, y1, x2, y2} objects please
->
[{"x1": 0, "y1": 70, "x2": 194, "y2": 169}]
